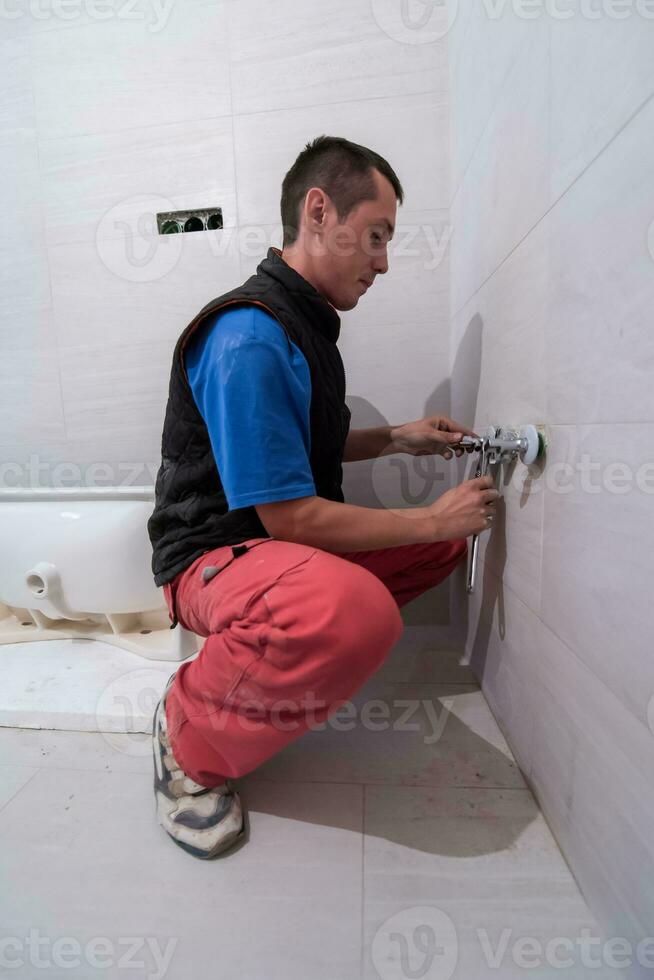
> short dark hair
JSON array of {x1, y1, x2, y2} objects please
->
[{"x1": 280, "y1": 135, "x2": 404, "y2": 248}]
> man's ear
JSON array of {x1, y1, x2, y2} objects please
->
[{"x1": 305, "y1": 187, "x2": 327, "y2": 230}]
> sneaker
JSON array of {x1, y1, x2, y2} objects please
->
[{"x1": 152, "y1": 671, "x2": 247, "y2": 859}]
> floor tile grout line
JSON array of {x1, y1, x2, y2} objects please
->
[
  {"x1": 0, "y1": 760, "x2": 532, "y2": 792},
  {"x1": 0, "y1": 766, "x2": 40, "y2": 816}
]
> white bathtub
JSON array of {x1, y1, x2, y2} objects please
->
[{"x1": 0, "y1": 486, "x2": 200, "y2": 662}]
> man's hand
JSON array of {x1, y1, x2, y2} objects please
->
[
  {"x1": 427, "y1": 475, "x2": 500, "y2": 539},
  {"x1": 389, "y1": 415, "x2": 479, "y2": 460}
]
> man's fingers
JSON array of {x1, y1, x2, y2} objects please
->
[
  {"x1": 450, "y1": 420, "x2": 478, "y2": 438},
  {"x1": 465, "y1": 476, "x2": 501, "y2": 499}
]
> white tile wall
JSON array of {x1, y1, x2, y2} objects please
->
[
  {"x1": 58, "y1": 339, "x2": 174, "y2": 443},
  {"x1": 449, "y1": 2, "x2": 547, "y2": 205},
  {"x1": 461, "y1": 564, "x2": 541, "y2": 779},
  {"x1": 226, "y1": 0, "x2": 447, "y2": 115},
  {"x1": 451, "y1": 215, "x2": 549, "y2": 428},
  {"x1": 1, "y1": 129, "x2": 42, "y2": 247},
  {"x1": 40, "y1": 116, "x2": 238, "y2": 247},
  {"x1": 1, "y1": 34, "x2": 52, "y2": 357},
  {"x1": 541, "y1": 423, "x2": 654, "y2": 726},
  {"x1": 546, "y1": 95, "x2": 654, "y2": 426},
  {"x1": 0, "y1": 36, "x2": 35, "y2": 128},
  {"x1": 0, "y1": 347, "x2": 66, "y2": 445},
  {"x1": 48, "y1": 231, "x2": 242, "y2": 349},
  {"x1": 30, "y1": 3, "x2": 232, "y2": 140},
  {"x1": 549, "y1": 4, "x2": 654, "y2": 200},
  {"x1": 531, "y1": 615, "x2": 654, "y2": 938},
  {"x1": 450, "y1": 14, "x2": 550, "y2": 315},
  {"x1": 449, "y1": 4, "x2": 654, "y2": 955},
  {"x1": 0, "y1": 245, "x2": 53, "y2": 353}
]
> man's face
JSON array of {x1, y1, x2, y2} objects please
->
[{"x1": 289, "y1": 168, "x2": 397, "y2": 312}]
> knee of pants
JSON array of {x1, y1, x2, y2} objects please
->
[
  {"x1": 228, "y1": 550, "x2": 404, "y2": 707},
  {"x1": 319, "y1": 558, "x2": 404, "y2": 676},
  {"x1": 429, "y1": 537, "x2": 467, "y2": 568}
]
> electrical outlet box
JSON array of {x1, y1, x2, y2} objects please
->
[{"x1": 157, "y1": 207, "x2": 223, "y2": 235}]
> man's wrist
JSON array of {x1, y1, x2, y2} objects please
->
[
  {"x1": 344, "y1": 425, "x2": 399, "y2": 462},
  {"x1": 379, "y1": 424, "x2": 402, "y2": 457}
]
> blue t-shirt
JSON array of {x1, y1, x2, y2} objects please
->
[{"x1": 184, "y1": 304, "x2": 316, "y2": 511}]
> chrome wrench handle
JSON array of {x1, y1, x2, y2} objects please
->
[{"x1": 466, "y1": 436, "x2": 493, "y2": 594}]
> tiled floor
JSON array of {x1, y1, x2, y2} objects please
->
[{"x1": 0, "y1": 632, "x2": 623, "y2": 979}]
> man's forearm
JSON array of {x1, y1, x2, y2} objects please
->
[
  {"x1": 279, "y1": 495, "x2": 441, "y2": 551},
  {"x1": 343, "y1": 425, "x2": 400, "y2": 462}
]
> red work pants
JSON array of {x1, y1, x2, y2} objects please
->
[{"x1": 162, "y1": 536, "x2": 467, "y2": 787}]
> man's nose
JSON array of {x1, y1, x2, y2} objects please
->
[{"x1": 373, "y1": 249, "x2": 389, "y2": 275}]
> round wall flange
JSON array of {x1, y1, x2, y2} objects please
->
[{"x1": 520, "y1": 424, "x2": 540, "y2": 465}]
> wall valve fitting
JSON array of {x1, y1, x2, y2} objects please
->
[{"x1": 454, "y1": 425, "x2": 544, "y2": 594}]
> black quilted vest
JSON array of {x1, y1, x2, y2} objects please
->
[{"x1": 147, "y1": 246, "x2": 351, "y2": 594}]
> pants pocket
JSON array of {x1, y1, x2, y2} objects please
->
[{"x1": 191, "y1": 539, "x2": 316, "y2": 637}]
